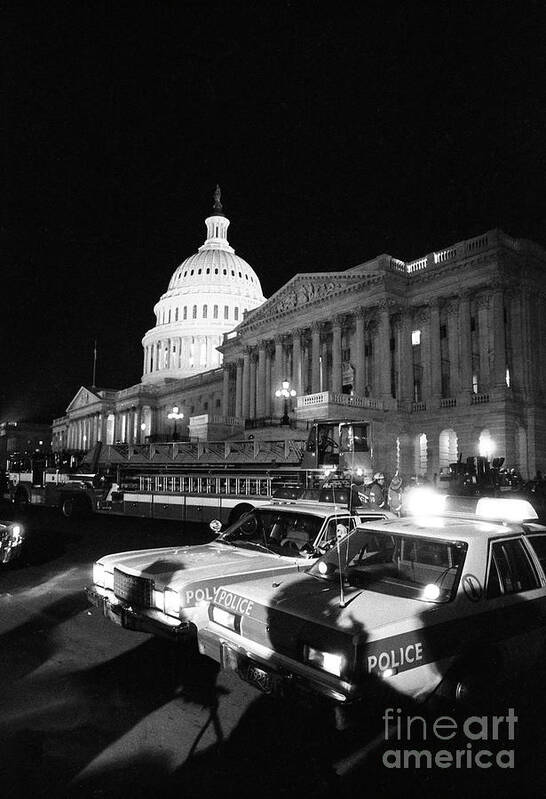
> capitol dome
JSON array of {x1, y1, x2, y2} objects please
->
[{"x1": 141, "y1": 188, "x2": 265, "y2": 383}]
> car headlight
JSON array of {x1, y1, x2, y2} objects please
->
[
  {"x1": 93, "y1": 562, "x2": 105, "y2": 588},
  {"x1": 210, "y1": 605, "x2": 240, "y2": 632},
  {"x1": 164, "y1": 589, "x2": 180, "y2": 618},
  {"x1": 304, "y1": 645, "x2": 344, "y2": 677},
  {"x1": 10, "y1": 524, "x2": 22, "y2": 544}
]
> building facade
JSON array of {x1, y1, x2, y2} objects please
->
[{"x1": 52, "y1": 216, "x2": 546, "y2": 480}]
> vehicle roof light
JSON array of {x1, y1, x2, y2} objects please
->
[
  {"x1": 403, "y1": 487, "x2": 447, "y2": 517},
  {"x1": 475, "y1": 497, "x2": 538, "y2": 522}
]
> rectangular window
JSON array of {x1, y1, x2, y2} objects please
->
[
  {"x1": 203, "y1": 305, "x2": 208, "y2": 319},
  {"x1": 214, "y1": 305, "x2": 218, "y2": 319},
  {"x1": 487, "y1": 538, "x2": 540, "y2": 598},
  {"x1": 342, "y1": 348, "x2": 351, "y2": 362},
  {"x1": 440, "y1": 324, "x2": 447, "y2": 339},
  {"x1": 175, "y1": 308, "x2": 179, "y2": 321},
  {"x1": 234, "y1": 307, "x2": 239, "y2": 321},
  {"x1": 183, "y1": 307, "x2": 187, "y2": 320},
  {"x1": 224, "y1": 305, "x2": 229, "y2": 319},
  {"x1": 364, "y1": 343, "x2": 372, "y2": 357},
  {"x1": 193, "y1": 305, "x2": 197, "y2": 319},
  {"x1": 412, "y1": 329, "x2": 421, "y2": 346}
]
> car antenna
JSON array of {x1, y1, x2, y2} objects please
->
[{"x1": 336, "y1": 533, "x2": 346, "y2": 608}]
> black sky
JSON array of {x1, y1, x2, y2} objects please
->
[{"x1": 3, "y1": 0, "x2": 545, "y2": 422}]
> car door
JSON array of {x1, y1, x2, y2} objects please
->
[{"x1": 484, "y1": 536, "x2": 546, "y2": 673}]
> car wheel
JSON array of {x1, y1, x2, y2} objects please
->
[{"x1": 14, "y1": 490, "x2": 29, "y2": 509}]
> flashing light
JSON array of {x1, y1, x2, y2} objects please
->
[
  {"x1": 164, "y1": 589, "x2": 180, "y2": 617},
  {"x1": 475, "y1": 497, "x2": 538, "y2": 522},
  {"x1": 305, "y1": 645, "x2": 343, "y2": 677},
  {"x1": 318, "y1": 561, "x2": 329, "y2": 575},
  {"x1": 404, "y1": 487, "x2": 447, "y2": 517},
  {"x1": 422, "y1": 583, "x2": 441, "y2": 601},
  {"x1": 211, "y1": 606, "x2": 238, "y2": 631},
  {"x1": 379, "y1": 667, "x2": 397, "y2": 679}
]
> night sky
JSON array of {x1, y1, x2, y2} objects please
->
[{"x1": 3, "y1": 1, "x2": 545, "y2": 423}]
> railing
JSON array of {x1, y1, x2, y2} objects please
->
[
  {"x1": 297, "y1": 391, "x2": 384, "y2": 410},
  {"x1": 471, "y1": 392, "x2": 490, "y2": 405},
  {"x1": 99, "y1": 438, "x2": 305, "y2": 465},
  {"x1": 411, "y1": 401, "x2": 427, "y2": 412},
  {"x1": 434, "y1": 247, "x2": 457, "y2": 264},
  {"x1": 406, "y1": 257, "x2": 428, "y2": 273},
  {"x1": 440, "y1": 398, "x2": 457, "y2": 408}
]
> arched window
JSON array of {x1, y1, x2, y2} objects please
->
[
  {"x1": 203, "y1": 305, "x2": 208, "y2": 319},
  {"x1": 414, "y1": 433, "x2": 428, "y2": 475},
  {"x1": 439, "y1": 429, "x2": 458, "y2": 469}
]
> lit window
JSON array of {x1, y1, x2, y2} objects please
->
[
  {"x1": 193, "y1": 305, "x2": 197, "y2": 319},
  {"x1": 224, "y1": 305, "x2": 229, "y2": 319},
  {"x1": 472, "y1": 374, "x2": 478, "y2": 393},
  {"x1": 213, "y1": 305, "x2": 218, "y2": 319},
  {"x1": 412, "y1": 329, "x2": 421, "y2": 346},
  {"x1": 506, "y1": 368, "x2": 511, "y2": 387},
  {"x1": 203, "y1": 305, "x2": 208, "y2": 319}
]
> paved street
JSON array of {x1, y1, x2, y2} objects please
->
[{"x1": 1, "y1": 506, "x2": 546, "y2": 798}]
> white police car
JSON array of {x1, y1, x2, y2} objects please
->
[
  {"x1": 86, "y1": 501, "x2": 392, "y2": 640},
  {"x1": 198, "y1": 494, "x2": 546, "y2": 709}
]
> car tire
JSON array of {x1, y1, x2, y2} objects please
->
[
  {"x1": 61, "y1": 496, "x2": 91, "y2": 519},
  {"x1": 14, "y1": 489, "x2": 29, "y2": 509}
]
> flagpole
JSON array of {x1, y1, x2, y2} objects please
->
[{"x1": 92, "y1": 339, "x2": 97, "y2": 387}]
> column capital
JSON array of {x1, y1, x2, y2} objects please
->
[
  {"x1": 332, "y1": 314, "x2": 345, "y2": 328},
  {"x1": 310, "y1": 320, "x2": 324, "y2": 334},
  {"x1": 445, "y1": 299, "x2": 459, "y2": 316},
  {"x1": 476, "y1": 293, "x2": 490, "y2": 310},
  {"x1": 354, "y1": 306, "x2": 366, "y2": 320},
  {"x1": 273, "y1": 333, "x2": 285, "y2": 345},
  {"x1": 428, "y1": 296, "x2": 441, "y2": 311},
  {"x1": 256, "y1": 339, "x2": 268, "y2": 351}
]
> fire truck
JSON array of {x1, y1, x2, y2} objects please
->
[{"x1": 5, "y1": 419, "x2": 374, "y2": 525}]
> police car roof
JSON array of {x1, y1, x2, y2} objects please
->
[
  {"x1": 355, "y1": 515, "x2": 541, "y2": 543},
  {"x1": 265, "y1": 499, "x2": 351, "y2": 516}
]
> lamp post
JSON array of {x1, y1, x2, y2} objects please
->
[
  {"x1": 275, "y1": 380, "x2": 296, "y2": 426},
  {"x1": 167, "y1": 406, "x2": 184, "y2": 441}
]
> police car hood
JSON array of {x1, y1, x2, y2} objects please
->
[
  {"x1": 216, "y1": 571, "x2": 427, "y2": 637},
  {"x1": 98, "y1": 542, "x2": 301, "y2": 592}
]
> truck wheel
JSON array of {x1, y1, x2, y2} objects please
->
[
  {"x1": 14, "y1": 490, "x2": 29, "y2": 509},
  {"x1": 228, "y1": 503, "x2": 254, "y2": 525},
  {"x1": 61, "y1": 497, "x2": 76, "y2": 518}
]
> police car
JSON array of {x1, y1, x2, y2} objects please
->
[
  {"x1": 86, "y1": 501, "x2": 392, "y2": 640},
  {"x1": 198, "y1": 493, "x2": 546, "y2": 709},
  {"x1": 0, "y1": 519, "x2": 24, "y2": 565}
]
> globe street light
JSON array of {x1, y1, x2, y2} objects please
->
[
  {"x1": 167, "y1": 406, "x2": 184, "y2": 441},
  {"x1": 275, "y1": 380, "x2": 296, "y2": 426}
]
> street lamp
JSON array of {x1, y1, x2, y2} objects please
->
[
  {"x1": 275, "y1": 380, "x2": 296, "y2": 426},
  {"x1": 167, "y1": 406, "x2": 184, "y2": 441}
]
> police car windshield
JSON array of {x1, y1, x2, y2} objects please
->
[
  {"x1": 309, "y1": 528, "x2": 467, "y2": 603},
  {"x1": 219, "y1": 510, "x2": 322, "y2": 557}
]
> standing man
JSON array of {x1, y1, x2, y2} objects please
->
[{"x1": 368, "y1": 472, "x2": 387, "y2": 508}]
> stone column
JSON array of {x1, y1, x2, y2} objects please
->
[
  {"x1": 492, "y1": 286, "x2": 507, "y2": 388},
  {"x1": 458, "y1": 292, "x2": 473, "y2": 394},
  {"x1": 265, "y1": 343, "x2": 272, "y2": 416},
  {"x1": 377, "y1": 301, "x2": 392, "y2": 399},
  {"x1": 222, "y1": 365, "x2": 231, "y2": 417},
  {"x1": 311, "y1": 322, "x2": 321, "y2": 393},
  {"x1": 249, "y1": 349, "x2": 257, "y2": 420},
  {"x1": 242, "y1": 347, "x2": 251, "y2": 419},
  {"x1": 292, "y1": 330, "x2": 303, "y2": 395},
  {"x1": 273, "y1": 335, "x2": 284, "y2": 414},
  {"x1": 256, "y1": 342, "x2": 267, "y2": 417},
  {"x1": 331, "y1": 316, "x2": 343, "y2": 394},
  {"x1": 399, "y1": 311, "x2": 413, "y2": 401},
  {"x1": 354, "y1": 308, "x2": 366, "y2": 396},
  {"x1": 429, "y1": 298, "x2": 442, "y2": 398},
  {"x1": 477, "y1": 293, "x2": 491, "y2": 390},
  {"x1": 446, "y1": 300, "x2": 460, "y2": 396},
  {"x1": 235, "y1": 358, "x2": 243, "y2": 418}
]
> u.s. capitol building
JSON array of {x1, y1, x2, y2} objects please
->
[{"x1": 52, "y1": 189, "x2": 546, "y2": 479}]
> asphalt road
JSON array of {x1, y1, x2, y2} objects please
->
[{"x1": 1, "y1": 505, "x2": 546, "y2": 798}]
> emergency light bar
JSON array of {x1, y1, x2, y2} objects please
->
[{"x1": 404, "y1": 488, "x2": 538, "y2": 523}]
